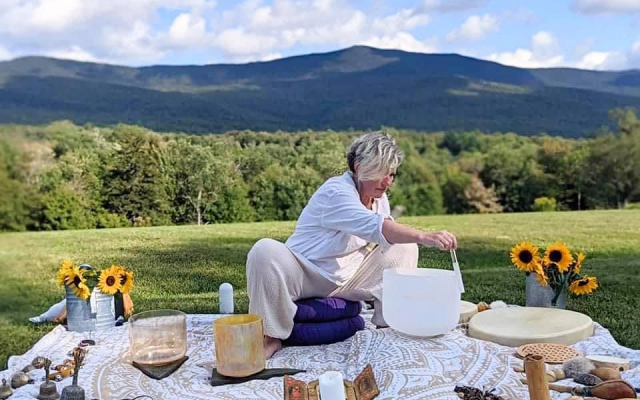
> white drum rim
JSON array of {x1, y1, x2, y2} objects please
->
[{"x1": 468, "y1": 307, "x2": 594, "y2": 343}]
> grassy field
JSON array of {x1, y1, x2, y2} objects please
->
[{"x1": 1, "y1": 210, "x2": 639, "y2": 368}]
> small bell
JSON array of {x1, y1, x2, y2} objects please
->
[
  {"x1": 59, "y1": 385, "x2": 84, "y2": 400},
  {"x1": 60, "y1": 348, "x2": 86, "y2": 400},
  {"x1": 219, "y1": 283, "x2": 234, "y2": 314},
  {"x1": 11, "y1": 371, "x2": 33, "y2": 389},
  {"x1": 0, "y1": 379, "x2": 12, "y2": 400},
  {"x1": 37, "y1": 359, "x2": 60, "y2": 400},
  {"x1": 22, "y1": 364, "x2": 36, "y2": 373}
]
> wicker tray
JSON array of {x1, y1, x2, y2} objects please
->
[{"x1": 516, "y1": 343, "x2": 582, "y2": 364}]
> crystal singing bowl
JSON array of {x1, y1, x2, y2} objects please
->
[
  {"x1": 129, "y1": 309, "x2": 187, "y2": 366},
  {"x1": 383, "y1": 268, "x2": 461, "y2": 337},
  {"x1": 214, "y1": 314, "x2": 265, "y2": 377}
]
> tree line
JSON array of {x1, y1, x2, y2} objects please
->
[{"x1": 1, "y1": 109, "x2": 639, "y2": 232}]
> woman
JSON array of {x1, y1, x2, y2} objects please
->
[{"x1": 246, "y1": 131, "x2": 458, "y2": 358}]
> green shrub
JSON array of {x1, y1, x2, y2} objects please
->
[
  {"x1": 532, "y1": 197, "x2": 557, "y2": 212},
  {"x1": 39, "y1": 186, "x2": 96, "y2": 230},
  {"x1": 96, "y1": 211, "x2": 131, "y2": 229},
  {"x1": 624, "y1": 202, "x2": 640, "y2": 210}
]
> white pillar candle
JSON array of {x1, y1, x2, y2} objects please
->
[
  {"x1": 318, "y1": 371, "x2": 346, "y2": 400},
  {"x1": 218, "y1": 283, "x2": 234, "y2": 314}
]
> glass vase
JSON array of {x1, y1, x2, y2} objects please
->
[{"x1": 525, "y1": 273, "x2": 566, "y2": 308}]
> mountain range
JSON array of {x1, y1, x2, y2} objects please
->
[{"x1": 1, "y1": 46, "x2": 640, "y2": 137}]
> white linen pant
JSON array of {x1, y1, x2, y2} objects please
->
[{"x1": 246, "y1": 238, "x2": 419, "y2": 339}]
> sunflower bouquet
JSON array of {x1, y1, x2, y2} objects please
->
[
  {"x1": 57, "y1": 259, "x2": 134, "y2": 301},
  {"x1": 510, "y1": 242, "x2": 598, "y2": 306}
]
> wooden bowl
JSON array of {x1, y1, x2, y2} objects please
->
[{"x1": 585, "y1": 355, "x2": 630, "y2": 371}]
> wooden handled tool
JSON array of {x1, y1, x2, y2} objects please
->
[
  {"x1": 520, "y1": 379, "x2": 637, "y2": 399},
  {"x1": 524, "y1": 355, "x2": 551, "y2": 400}
]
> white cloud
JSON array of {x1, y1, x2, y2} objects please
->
[
  {"x1": 572, "y1": 0, "x2": 640, "y2": 14},
  {"x1": 169, "y1": 13, "x2": 206, "y2": 46},
  {"x1": 446, "y1": 14, "x2": 499, "y2": 42},
  {"x1": 215, "y1": 28, "x2": 279, "y2": 57},
  {"x1": 0, "y1": 0, "x2": 216, "y2": 64},
  {"x1": 213, "y1": 0, "x2": 432, "y2": 61},
  {"x1": 576, "y1": 51, "x2": 627, "y2": 70},
  {"x1": 372, "y1": 9, "x2": 430, "y2": 35},
  {"x1": 488, "y1": 32, "x2": 637, "y2": 70},
  {"x1": 488, "y1": 31, "x2": 564, "y2": 68},
  {"x1": 0, "y1": 0, "x2": 443, "y2": 64},
  {"x1": 360, "y1": 32, "x2": 437, "y2": 54},
  {"x1": 488, "y1": 49, "x2": 564, "y2": 68},
  {"x1": 418, "y1": 0, "x2": 486, "y2": 13},
  {"x1": 45, "y1": 45, "x2": 101, "y2": 62},
  {"x1": 30, "y1": 0, "x2": 86, "y2": 32},
  {"x1": 531, "y1": 31, "x2": 560, "y2": 58},
  {"x1": 259, "y1": 52, "x2": 283, "y2": 62},
  {"x1": 0, "y1": 44, "x2": 12, "y2": 61},
  {"x1": 213, "y1": 0, "x2": 372, "y2": 60},
  {"x1": 102, "y1": 20, "x2": 166, "y2": 62}
]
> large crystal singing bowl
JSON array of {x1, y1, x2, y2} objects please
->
[
  {"x1": 129, "y1": 309, "x2": 187, "y2": 366},
  {"x1": 383, "y1": 268, "x2": 461, "y2": 337}
]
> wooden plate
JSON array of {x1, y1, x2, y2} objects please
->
[{"x1": 516, "y1": 343, "x2": 582, "y2": 364}]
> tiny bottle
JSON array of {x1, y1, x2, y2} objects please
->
[{"x1": 219, "y1": 283, "x2": 234, "y2": 314}]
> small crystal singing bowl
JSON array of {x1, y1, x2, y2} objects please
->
[
  {"x1": 213, "y1": 314, "x2": 265, "y2": 377},
  {"x1": 129, "y1": 309, "x2": 187, "y2": 366}
]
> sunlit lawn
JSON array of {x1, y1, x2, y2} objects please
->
[{"x1": 1, "y1": 210, "x2": 639, "y2": 368}]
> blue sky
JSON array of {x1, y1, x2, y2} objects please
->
[{"x1": 1, "y1": 0, "x2": 639, "y2": 70}]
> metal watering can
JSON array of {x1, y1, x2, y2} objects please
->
[{"x1": 66, "y1": 264, "x2": 115, "y2": 333}]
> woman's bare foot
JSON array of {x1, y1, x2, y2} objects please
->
[{"x1": 264, "y1": 336, "x2": 282, "y2": 359}]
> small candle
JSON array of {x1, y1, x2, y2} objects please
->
[
  {"x1": 318, "y1": 371, "x2": 346, "y2": 400},
  {"x1": 219, "y1": 283, "x2": 234, "y2": 314}
]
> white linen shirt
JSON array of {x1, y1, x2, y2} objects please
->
[{"x1": 285, "y1": 171, "x2": 393, "y2": 285}]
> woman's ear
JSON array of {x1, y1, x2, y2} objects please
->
[{"x1": 353, "y1": 163, "x2": 360, "y2": 174}]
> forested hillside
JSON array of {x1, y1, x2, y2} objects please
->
[{"x1": 1, "y1": 108, "x2": 639, "y2": 232}]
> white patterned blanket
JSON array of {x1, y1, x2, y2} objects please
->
[{"x1": 3, "y1": 311, "x2": 639, "y2": 400}]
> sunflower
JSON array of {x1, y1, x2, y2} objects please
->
[
  {"x1": 98, "y1": 266, "x2": 122, "y2": 295},
  {"x1": 534, "y1": 264, "x2": 548, "y2": 286},
  {"x1": 67, "y1": 267, "x2": 90, "y2": 300},
  {"x1": 118, "y1": 267, "x2": 134, "y2": 294},
  {"x1": 510, "y1": 242, "x2": 541, "y2": 272},
  {"x1": 572, "y1": 252, "x2": 586, "y2": 274},
  {"x1": 56, "y1": 259, "x2": 75, "y2": 286},
  {"x1": 543, "y1": 243, "x2": 573, "y2": 272},
  {"x1": 73, "y1": 282, "x2": 91, "y2": 300},
  {"x1": 569, "y1": 276, "x2": 598, "y2": 295}
]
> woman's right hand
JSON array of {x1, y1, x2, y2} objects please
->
[{"x1": 420, "y1": 230, "x2": 458, "y2": 251}]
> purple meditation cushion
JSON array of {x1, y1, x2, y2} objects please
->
[
  {"x1": 293, "y1": 297, "x2": 362, "y2": 322},
  {"x1": 283, "y1": 315, "x2": 365, "y2": 346}
]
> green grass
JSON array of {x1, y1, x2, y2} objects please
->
[{"x1": 1, "y1": 210, "x2": 639, "y2": 368}]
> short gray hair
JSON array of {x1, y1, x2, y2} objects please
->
[{"x1": 347, "y1": 131, "x2": 404, "y2": 181}]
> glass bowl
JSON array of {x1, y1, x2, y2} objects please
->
[{"x1": 129, "y1": 309, "x2": 187, "y2": 366}]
